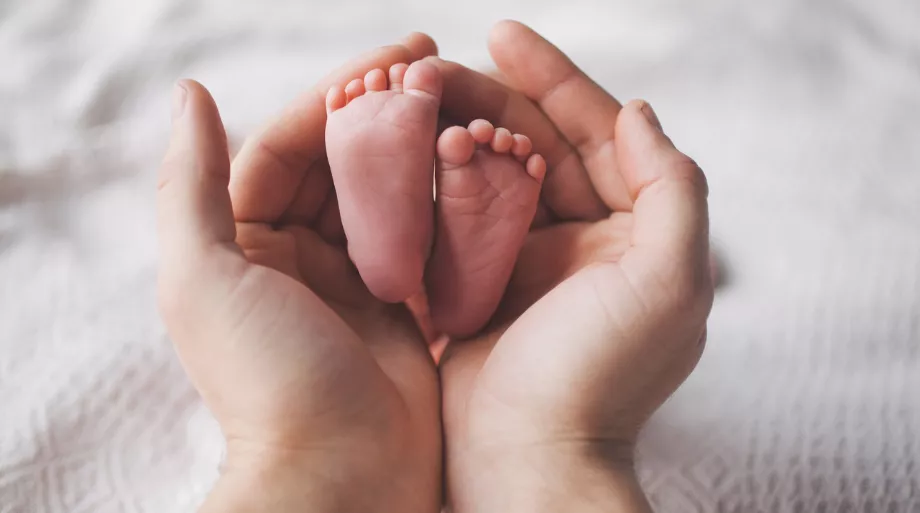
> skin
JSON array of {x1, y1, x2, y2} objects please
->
[
  {"x1": 427, "y1": 121, "x2": 546, "y2": 338},
  {"x1": 433, "y1": 22, "x2": 713, "y2": 512},
  {"x1": 156, "y1": 21, "x2": 712, "y2": 513},
  {"x1": 325, "y1": 61, "x2": 442, "y2": 303},
  {"x1": 158, "y1": 34, "x2": 443, "y2": 513}
]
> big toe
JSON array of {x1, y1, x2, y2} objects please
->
[
  {"x1": 437, "y1": 127, "x2": 475, "y2": 167},
  {"x1": 403, "y1": 60, "x2": 443, "y2": 102}
]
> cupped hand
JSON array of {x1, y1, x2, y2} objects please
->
[
  {"x1": 431, "y1": 21, "x2": 714, "y2": 512},
  {"x1": 156, "y1": 35, "x2": 442, "y2": 513}
]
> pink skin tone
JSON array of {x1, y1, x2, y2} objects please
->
[
  {"x1": 158, "y1": 22, "x2": 713, "y2": 513},
  {"x1": 325, "y1": 61, "x2": 442, "y2": 303},
  {"x1": 427, "y1": 120, "x2": 546, "y2": 337},
  {"x1": 325, "y1": 62, "x2": 546, "y2": 337}
]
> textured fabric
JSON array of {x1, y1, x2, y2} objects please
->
[{"x1": 1, "y1": 0, "x2": 918, "y2": 511}]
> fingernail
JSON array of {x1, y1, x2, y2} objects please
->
[
  {"x1": 640, "y1": 101, "x2": 663, "y2": 132},
  {"x1": 172, "y1": 81, "x2": 188, "y2": 120}
]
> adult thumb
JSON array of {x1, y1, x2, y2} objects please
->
[
  {"x1": 615, "y1": 100, "x2": 712, "y2": 319},
  {"x1": 156, "y1": 80, "x2": 247, "y2": 340}
]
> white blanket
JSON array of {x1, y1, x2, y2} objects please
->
[{"x1": 2, "y1": 0, "x2": 918, "y2": 511}]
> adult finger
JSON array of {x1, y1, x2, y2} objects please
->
[
  {"x1": 229, "y1": 33, "x2": 438, "y2": 224},
  {"x1": 488, "y1": 20, "x2": 633, "y2": 212},
  {"x1": 615, "y1": 100, "x2": 712, "y2": 316},
  {"x1": 430, "y1": 57, "x2": 608, "y2": 221},
  {"x1": 157, "y1": 80, "x2": 248, "y2": 337}
]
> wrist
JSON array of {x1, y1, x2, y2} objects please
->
[
  {"x1": 447, "y1": 440, "x2": 651, "y2": 513},
  {"x1": 199, "y1": 445, "x2": 354, "y2": 513},
  {"x1": 201, "y1": 437, "x2": 440, "y2": 513}
]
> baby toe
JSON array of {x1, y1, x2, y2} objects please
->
[
  {"x1": 437, "y1": 127, "x2": 476, "y2": 167},
  {"x1": 345, "y1": 78, "x2": 365, "y2": 102},
  {"x1": 491, "y1": 127, "x2": 514, "y2": 153},
  {"x1": 364, "y1": 68, "x2": 387, "y2": 92},
  {"x1": 326, "y1": 86, "x2": 347, "y2": 114},
  {"x1": 389, "y1": 63, "x2": 409, "y2": 92},
  {"x1": 525, "y1": 153, "x2": 547, "y2": 183},
  {"x1": 511, "y1": 134, "x2": 533, "y2": 161},
  {"x1": 468, "y1": 119, "x2": 495, "y2": 144},
  {"x1": 403, "y1": 60, "x2": 443, "y2": 101}
]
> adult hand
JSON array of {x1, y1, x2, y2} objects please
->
[
  {"x1": 156, "y1": 35, "x2": 443, "y2": 513},
  {"x1": 433, "y1": 21, "x2": 714, "y2": 512}
]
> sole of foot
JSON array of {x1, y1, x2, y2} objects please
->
[
  {"x1": 325, "y1": 60, "x2": 442, "y2": 303},
  {"x1": 426, "y1": 119, "x2": 546, "y2": 338}
]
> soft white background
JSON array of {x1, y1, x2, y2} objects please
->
[{"x1": 1, "y1": 0, "x2": 918, "y2": 511}]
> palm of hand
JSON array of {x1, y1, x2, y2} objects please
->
[
  {"x1": 181, "y1": 178, "x2": 442, "y2": 507},
  {"x1": 223, "y1": 217, "x2": 438, "y2": 450},
  {"x1": 440, "y1": 215, "x2": 642, "y2": 447},
  {"x1": 157, "y1": 36, "x2": 445, "y2": 508},
  {"x1": 200, "y1": 40, "x2": 443, "y2": 461},
  {"x1": 160, "y1": 23, "x2": 712, "y2": 513}
]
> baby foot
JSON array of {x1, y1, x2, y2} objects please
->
[
  {"x1": 325, "y1": 61, "x2": 442, "y2": 303},
  {"x1": 425, "y1": 120, "x2": 546, "y2": 337}
]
